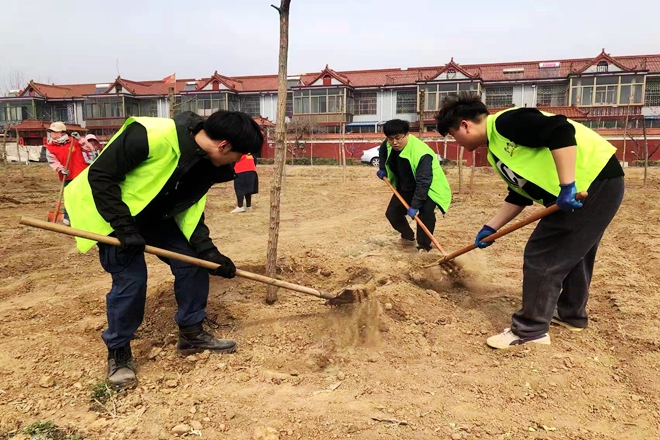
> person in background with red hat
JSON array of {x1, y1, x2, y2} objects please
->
[
  {"x1": 85, "y1": 133, "x2": 104, "y2": 152},
  {"x1": 45, "y1": 121, "x2": 91, "y2": 225}
]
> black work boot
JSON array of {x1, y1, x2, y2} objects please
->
[
  {"x1": 177, "y1": 318, "x2": 237, "y2": 355},
  {"x1": 107, "y1": 344, "x2": 137, "y2": 390}
]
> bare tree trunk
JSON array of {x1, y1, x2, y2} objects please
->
[
  {"x1": 265, "y1": 0, "x2": 291, "y2": 305},
  {"x1": 642, "y1": 116, "x2": 649, "y2": 187},
  {"x1": 469, "y1": 150, "x2": 476, "y2": 190},
  {"x1": 340, "y1": 121, "x2": 346, "y2": 181},
  {"x1": 1, "y1": 127, "x2": 8, "y2": 166},
  {"x1": 458, "y1": 146, "x2": 464, "y2": 194}
]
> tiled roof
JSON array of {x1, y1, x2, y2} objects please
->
[
  {"x1": 253, "y1": 117, "x2": 275, "y2": 127},
  {"x1": 304, "y1": 65, "x2": 352, "y2": 86},
  {"x1": 24, "y1": 81, "x2": 97, "y2": 99},
  {"x1": 424, "y1": 58, "x2": 479, "y2": 80},
  {"x1": 488, "y1": 105, "x2": 590, "y2": 119},
  {"x1": 9, "y1": 50, "x2": 660, "y2": 99},
  {"x1": 10, "y1": 120, "x2": 87, "y2": 131}
]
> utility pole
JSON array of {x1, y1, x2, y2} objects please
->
[
  {"x1": 418, "y1": 89, "x2": 425, "y2": 141},
  {"x1": 169, "y1": 87, "x2": 175, "y2": 119}
]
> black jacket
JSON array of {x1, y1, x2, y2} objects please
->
[
  {"x1": 378, "y1": 139, "x2": 435, "y2": 210},
  {"x1": 88, "y1": 112, "x2": 235, "y2": 254}
]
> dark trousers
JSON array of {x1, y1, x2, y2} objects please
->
[
  {"x1": 237, "y1": 194, "x2": 252, "y2": 208},
  {"x1": 98, "y1": 220, "x2": 209, "y2": 349},
  {"x1": 62, "y1": 180, "x2": 71, "y2": 221},
  {"x1": 385, "y1": 192, "x2": 438, "y2": 250},
  {"x1": 511, "y1": 177, "x2": 624, "y2": 338}
]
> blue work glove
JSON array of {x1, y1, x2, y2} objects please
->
[
  {"x1": 407, "y1": 207, "x2": 419, "y2": 219},
  {"x1": 376, "y1": 169, "x2": 387, "y2": 179},
  {"x1": 475, "y1": 225, "x2": 497, "y2": 248},
  {"x1": 556, "y1": 181, "x2": 583, "y2": 211}
]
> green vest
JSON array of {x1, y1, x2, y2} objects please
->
[
  {"x1": 486, "y1": 108, "x2": 616, "y2": 204},
  {"x1": 64, "y1": 117, "x2": 207, "y2": 252},
  {"x1": 385, "y1": 134, "x2": 452, "y2": 212}
]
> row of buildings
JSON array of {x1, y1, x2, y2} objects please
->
[{"x1": 2, "y1": 49, "x2": 659, "y2": 165}]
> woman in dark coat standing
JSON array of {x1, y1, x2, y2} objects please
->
[{"x1": 231, "y1": 153, "x2": 259, "y2": 213}]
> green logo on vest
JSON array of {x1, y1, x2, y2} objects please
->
[{"x1": 504, "y1": 142, "x2": 518, "y2": 157}]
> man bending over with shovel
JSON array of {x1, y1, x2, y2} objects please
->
[
  {"x1": 435, "y1": 92, "x2": 624, "y2": 349},
  {"x1": 377, "y1": 119, "x2": 451, "y2": 252},
  {"x1": 64, "y1": 110, "x2": 263, "y2": 388}
]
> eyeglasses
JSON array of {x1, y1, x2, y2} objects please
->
[{"x1": 386, "y1": 134, "x2": 406, "y2": 143}]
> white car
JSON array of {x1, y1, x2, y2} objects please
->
[
  {"x1": 360, "y1": 145, "x2": 381, "y2": 167},
  {"x1": 360, "y1": 145, "x2": 448, "y2": 167}
]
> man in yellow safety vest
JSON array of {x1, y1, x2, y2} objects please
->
[
  {"x1": 64, "y1": 110, "x2": 263, "y2": 388},
  {"x1": 436, "y1": 92, "x2": 624, "y2": 349}
]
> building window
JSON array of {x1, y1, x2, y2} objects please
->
[
  {"x1": 293, "y1": 89, "x2": 344, "y2": 114},
  {"x1": 124, "y1": 98, "x2": 139, "y2": 117},
  {"x1": 423, "y1": 83, "x2": 480, "y2": 111},
  {"x1": 644, "y1": 79, "x2": 660, "y2": 107},
  {"x1": 354, "y1": 92, "x2": 377, "y2": 115},
  {"x1": 139, "y1": 99, "x2": 158, "y2": 117},
  {"x1": 239, "y1": 95, "x2": 261, "y2": 117},
  {"x1": 485, "y1": 86, "x2": 513, "y2": 108},
  {"x1": 571, "y1": 75, "x2": 644, "y2": 106},
  {"x1": 286, "y1": 93, "x2": 293, "y2": 118},
  {"x1": 596, "y1": 61, "x2": 608, "y2": 73},
  {"x1": 594, "y1": 76, "x2": 618, "y2": 105},
  {"x1": 346, "y1": 125, "x2": 376, "y2": 134},
  {"x1": 396, "y1": 90, "x2": 417, "y2": 114},
  {"x1": 536, "y1": 84, "x2": 567, "y2": 106},
  {"x1": 84, "y1": 97, "x2": 124, "y2": 119}
]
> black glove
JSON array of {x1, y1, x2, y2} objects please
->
[
  {"x1": 199, "y1": 248, "x2": 236, "y2": 279},
  {"x1": 113, "y1": 218, "x2": 146, "y2": 255}
]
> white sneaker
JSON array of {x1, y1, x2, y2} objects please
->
[
  {"x1": 230, "y1": 206, "x2": 246, "y2": 213},
  {"x1": 246, "y1": 206, "x2": 253, "y2": 211},
  {"x1": 62, "y1": 219, "x2": 70, "y2": 226},
  {"x1": 486, "y1": 328, "x2": 551, "y2": 349}
]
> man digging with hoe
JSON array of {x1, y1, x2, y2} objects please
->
[
  {"x1": 435, "y1": 92, "x2": 624, "y2": 349},
  {"x1": 63, "y1": 110, "x2": 263, "y2": 388}
]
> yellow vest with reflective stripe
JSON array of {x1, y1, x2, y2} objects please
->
[
  {"x1": 486, "y1": 108, "x2": 616, "y2": 203},
  {"x1": 385, "y1": 135, "x2": 452, "y2": 212},
  {"x1": 64, "y1": 117, "x2": 207, "y2": 252}
]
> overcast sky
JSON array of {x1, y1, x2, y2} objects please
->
[{"x1": 2, "y1": 0, "x2": 659, "y2": 86}]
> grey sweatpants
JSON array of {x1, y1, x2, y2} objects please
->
[{"x1": 511, "y1": 177, "x2": 625, "y2": 338}]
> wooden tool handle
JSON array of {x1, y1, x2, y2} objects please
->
[
  {"x1": 438, "y1": 191, "x2": 588, "y2": 264},
  {"x1": 381, "y1": 177, "x2": 448, "y2": 255},
  {"x1": 20, "y1": 217, "x2": 336, "y2": 300}
]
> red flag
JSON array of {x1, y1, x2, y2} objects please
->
[{"x1": 162, "y1": 73, "x2": 176, "y2": 85}]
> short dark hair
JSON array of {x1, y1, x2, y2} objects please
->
[
  {"x1": 435, "y1": 92, "x2": 489, "y2": 136},
  {"x1": 205, "y1": 110, "x2": 264, "y2": 155},
  {"x1": 383, "y1": 119, "x2": 410, "y2": 137}
]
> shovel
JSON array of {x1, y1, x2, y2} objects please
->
[
  {"x1": 20, "y1": 217, "x2": 366, "y2": 306},
  {"x1": 47, "y1": 134, "x2": 78, "y2": 223},
  {"x1": 434, "y1": 191, "x2": 589, "y2": 266}
]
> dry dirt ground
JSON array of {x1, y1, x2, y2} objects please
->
[{"x1": 1, "y1": 164, "x2": 659, "y2": 440}]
